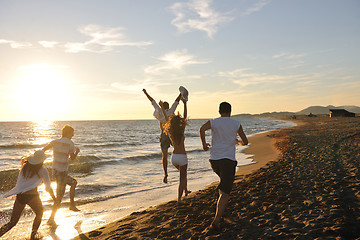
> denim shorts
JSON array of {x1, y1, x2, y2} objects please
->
[
  {"x1": 160, "y1": 133, "x2": 171, "y2": 150},
  {"x1": 53, "y1": 169, "x2": 77, "y2": 187}
]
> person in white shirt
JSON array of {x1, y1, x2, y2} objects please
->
[
  {"x1": 143, "y1": 89, "x2": 181, "y2": 184},
  {"x1": 199, "y1": 102, "x2": 248, "y2": 232},
  {"x1": 0, "y1": 150, "x2": 55, "y2": 240},
  {"x1": 43, "y1": 125, "x2": 80, "y2": 225}
]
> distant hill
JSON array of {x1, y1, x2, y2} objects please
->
[
  {"x1": 296, "y1": 105, "x2": 360, "y2": 115},
  {"x1": 233, "y1": 105, "x2": 360, "y2": 117}
]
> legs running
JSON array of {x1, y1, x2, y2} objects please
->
[
  {"x1": 162, "y1": 148, "x2": 168, "y2": 183},
  {"x1": 48, "y1": 179, "x2": 65, "y2": 224},
  {"x1": 177, "y1": 164, "x2": 188, "y2": 203},
  {"x1": 49, "y1": 171, "x2": 79, "y2": 224},
  {"x1": 212, "y1": 189, "x2": 230, "y2": 227},
  {"x1": 208, "y1": 159, "x2": 236, "y2": 230},
  {"x1": 69, "y1": 180, "x2": 79, "y2": 211},
  {"x1": 0, "y1": 198, "x2": 26, "y2": 237},
  {"x1": 27, "y1": 195, "x2": 44, "y2": 239}
]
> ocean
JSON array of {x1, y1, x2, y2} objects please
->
[{"x1": 0, "y1": 117, "x2": 295, "y2": 239}]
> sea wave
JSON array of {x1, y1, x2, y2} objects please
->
[
  {"x1": 122, "y1": 152, "x2": 163, "y2": 162},
  {"x1": 0, "y1": 143, "x2": 45, "y2": 149},
  {"x1": 0, "y1": 169, "x2": 19, "y2": 192},
  {"x1": 75, "y1": 185, "x2": 170, "y2": 206},
  {"x1": 0, "y1": 155, "x2": 106, "y2": 191},
  {"x1": 82, "y1": 142, "x2": 139, "y2": 148}
]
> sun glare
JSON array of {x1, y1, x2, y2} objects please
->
[{"x1": 15, "y1": 67, "x2": 71, "y2": 121}]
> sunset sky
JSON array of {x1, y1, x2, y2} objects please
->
[{"x1": 1, "y1": 0, "x2": 359, "y2": 121}]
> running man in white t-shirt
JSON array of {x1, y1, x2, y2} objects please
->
[
  {"x1": 143, "y1": 89, "x2": 181, "y2": 184},
  {"x1": 199, "y1": 102, "x2": 248, "y2": 233},
  {"x1": 43, "y1": 125, "x2": 80, "y2": 225}
]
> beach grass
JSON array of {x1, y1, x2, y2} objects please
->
[{"x1": 72, "y1": 115, "x2": 360, "y2": 239}]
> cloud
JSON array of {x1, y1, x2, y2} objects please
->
[
  {"x1": 96, "y1": 79, "x2": 160, "y2": 98},
  {"x1": 64, "y1": 24, "x2": 153, "y2": 53},
  {"x1": 111, "y1": 82, "x2": 147, "y2": 94},
  {"x1": 273, "y1": 52, "x2": 308, "y2": 69},
  {"x1": 273, "y1": 52, "x2": 308, "y2": 59},
  {"x1": 0, "y1": 39, "x2": 32, "y2": 48},
  {"x1": 241, "y1": 0, "x2": 270, "y2": 16},
  {"x1": 144, "y1": 49, "x2": 209, "y2": 74},
  {"x1": 17, "y1": 64, "x2": 69, "y2": 71},
  {"x1": 170, "y1": 0, "x2": 234, "y2": 38},
  {"x1": 38, "y1": 41, "x2": 58, "y2": 48},
  {"x1": 1, "y1": 24, "x2": 151, "y2": 53},
  {"x1": 219, "y1": 68, "x2": 313, "y2": 87}
]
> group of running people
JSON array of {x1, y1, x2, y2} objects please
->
[{"x1": 0, "y1": 87, "x2": 248, "y2": 238}]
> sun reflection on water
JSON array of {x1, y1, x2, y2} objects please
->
[
  {"x1": 42, "y1": 208, "x2": 82, "y2": 240},
  {"x1": 29, "y1": 120, "x2": 56, "y2": 158}
]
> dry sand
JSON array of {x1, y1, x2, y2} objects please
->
[{"x1": 73, "y1": 116, "x2": 360, "y2": 240}]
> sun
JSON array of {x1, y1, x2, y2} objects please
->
[{"x1": 15, "y1": 66, "x2": 71, "y2": 121}]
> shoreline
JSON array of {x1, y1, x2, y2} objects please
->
[
  {"x1": 238, "y1": 130, "x2": 281, "y2": 176},
  {"x1": 72, "y1": 126, "x2": 283, "y2": 239},
  {"x1": 72, "y1": 116, "x2": 360, "y2": 239}
]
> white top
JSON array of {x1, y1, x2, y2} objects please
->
[
  {"x1": 210, "y1": 117, "x2": 241, "y2": 161},
  {"x1": 51, "y1": 137, "x2": 76, "y2": 172},
  {"x1": 4, "y1": 166, "x2": 51, "y2": 198},
  {"x1": 151, "y1": 100, "x2": 179, "y2": 123}
]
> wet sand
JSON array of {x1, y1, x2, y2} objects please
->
[{"x1": 73, "y1": 116, "x2": 360, "y2": 240}]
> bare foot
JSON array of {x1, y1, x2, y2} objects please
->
[
  {"x1": 163, "y1": 174, "x2": 168, "y2": 184},
  {"x1": 202, "y1": 222, "x2": 221, "y2": 235},
  {"x1": 185, "y1": 190, "x2": 191, "y2": 196},
  {"x1": 70, "y1": 206, "x2": 80, "y2": 212}
]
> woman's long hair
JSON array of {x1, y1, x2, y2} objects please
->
[
  {"x1": 20, "y1": 156, "x2": 42, "y2": 179},
  {"x1": 163, "y1": 112, "x2": 188, "y2": 145}
]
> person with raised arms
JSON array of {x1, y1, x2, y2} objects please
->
[{"x1": 142, "y1": 88, "x2": 184, "y2": 183}]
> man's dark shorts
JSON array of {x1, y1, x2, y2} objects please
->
[
  {"x1": 210, "y1": 159, "x2": 237, "y2": 195},
  {"x1": 160, "y1": 132, "x2": 171, "y2": 150}
]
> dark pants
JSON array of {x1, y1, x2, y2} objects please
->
[{"x1": 210, "y1": 159, "x2": 237, "y2": 194}]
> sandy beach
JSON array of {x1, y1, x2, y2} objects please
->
[{"x1": 73, "y1": 116, "x2": 360, "y2": 240}]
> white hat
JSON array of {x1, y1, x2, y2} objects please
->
[
  {"x1": 28, "y1": 150, "x2": 47, "y2": 165},
  {"x1": 179, "y1": 86, "x2": 189, "y2": 102}
]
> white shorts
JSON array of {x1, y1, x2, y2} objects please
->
[{"x1": 171, "y1": 154, "x2": 188, "y2": 167}]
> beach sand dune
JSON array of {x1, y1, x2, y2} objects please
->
[{"x1": 73, "y1": 116, "x2": 360, "y2": 240}]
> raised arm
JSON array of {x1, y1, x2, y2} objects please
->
[
  {"x1": 143, "y1": 89, "x2": 154, "y2": 102},
  {"x1": 237, "y1": 125, "x2": 248, "y2": 146},
  {"x1": 183, "y1": 100, "x2": 187, "y2": 119},
  {"x1": 175, "y1": 92, "x2": 181, "y2": 103},
  {"x1": 199, "y1": 121, "x2": 211, "y2": 151},
  {"x1": 159, "y1": 101, "x2": 169, "y2": 122}
]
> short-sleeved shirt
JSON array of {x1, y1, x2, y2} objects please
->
[
  {"x1": 50, "y1": 137, "x2": 76, "y2": 172},
  {"x1": 4, "y1": 166, "x2": 52, "y2": 198},
  {"x1": 151, "y1": 100, "x2": 179, "y2": 123},
  {"x1": 210, "y1": 117, "x2": 241, "y2": 161}
]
